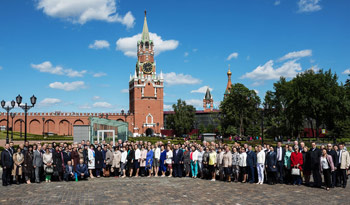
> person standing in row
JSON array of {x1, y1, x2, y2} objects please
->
[
  {"x1": 247, "y1": 145, "x2": 257, "y2": 183},
  {"x1": 112, "y1": 147, "x2": 122, "y2": 177},
  {"x1": 310, "y1": 142, "x2": 322, "y2": 188},
  {"x1": 209, "y1": 146, "x2": 217, "y2": 182},
  {"x1": 153, "y1": 144, "x2": 161, "y2": 177},
  {"x1": 222, "y1": 146, "x2": 232, "y2": 182},
  {"x1": 166, "y1": 145, "x2": 173, "y2": 177},
  {"x1": 239, "y1": 147, "x2": 247, "y2": 183},
  {"x1": 12, "y1": 147, "x2": 24, "y2": 185},
  {"x1": 173, "y1": 144, "x2": 183, "y2": 178},
  {"x1": 23, "y1": 145, "x2": 34, "y2": 184},
  {"x1": 290, "y1": 146, "x2": 303, "y2": 185},
  {"x1": 320, "y1": 148, "x2": 335, "y2": 191},
  {"x1": 160, "y1": 145, "x2": 167, "y2": 177},
  {"x1": 33, "y1": 145, "x2": 43, "y2": 183},
  {"x1": 88, "y1": 145, "x2": 95, "y2": 178},
  {"x1": 326, "y1": 144, "x2": 338, "y2": 188},
  {"x1": 146, "y1": 146, "x2": 154, "y2": 177},
  {"x1": 266, "y1": 146, "x2": 277, "y2": 185},
  {"x1": 43, "y1": 147, "x2": 53, "y2": 182},
  {"x1": 231, "y1": 147, "x2": 240, "y2": 182},
  {"x1": 256, "y1": 145, "x2": 265, "y2": 184},
  {"x1": 337, "y1": 144, "x2": 350, "y2": 188}
]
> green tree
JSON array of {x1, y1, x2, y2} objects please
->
[
  {"x1": 220, "y1": 83, "x2": 260, "y2": 137},
  {"x1": 166, "y1": 99, "x2": 196, "y2": 137}
]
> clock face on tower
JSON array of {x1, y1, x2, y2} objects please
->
[{"x1": 143, "y1": 62, "x2": 153, "y2": 74}]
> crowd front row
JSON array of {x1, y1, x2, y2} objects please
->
[{"x1": 1, "y1": 140, "x2": 350, "y2": 191}]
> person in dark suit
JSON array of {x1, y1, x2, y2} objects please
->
[
  {"x1": 327, "y1": 144, "x2": 338, "y2": 188},
  {"x1": 309, "y1": 142, "x2": 322, "y2": 187},
  {"x1": 53, "y1": 146, "x2": 63, "y2": 181},
  {"x1": 95, "y1": 146, "x2": 104, "y2": 177},
  {"x1": 172, "y1": 144, "x2": 183, "y2": 177},
  {"x1": 246, "y1": 145, "x2": 257, "y2": 183},
  {"x1": 266, "y1": 146, "x2": 277, "y2": 185},
  {"x1": 76, "y1": 159, "x2": 89, "y2": 180},
  {"x1": 64, "y1": 161, "x2": 75, "y2": 181},
  {"x1": 275, "y1": 141, "x2": 285, "y2": 183},
  {"x1": 1, "y1": 144, "x2": 13, "y2": 186}
]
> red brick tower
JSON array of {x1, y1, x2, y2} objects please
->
[{"x1": 129, "y1": 11, "x2": 164, "y2": 136}]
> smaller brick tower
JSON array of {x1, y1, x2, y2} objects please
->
[{"x1": 203, "y1": 87, "x2": 214, "y2": 112}]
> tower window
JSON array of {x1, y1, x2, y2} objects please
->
[{"x1": 145, "y1": 42, "x2": 149, "y2": 49}]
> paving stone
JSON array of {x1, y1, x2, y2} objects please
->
[{"x1": 0, "y1": 177, "x2": 347, "y2": 204}]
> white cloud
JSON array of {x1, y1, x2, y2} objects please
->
[
  {"x1": 274, "y1": 0, "x2": 281, "y2": 5},
  {"x1": 191, "y1": 86, "x2": 213, "y2": 94},
  {"x1": 92, "y1": 96, "x2": 101, "y2": 101},
  {"x1": 241, "y1": 59, "x2": 302, "y2": 81},
  {"x1": 121, "y1": 89, "x2": 129, "y2": 93},
  {"x1": 279, "y1": 49, "x2": 312, "y2": 61},
  {"x1": 0, "y1": 66, "x2": 2, "y2": 70},
  {"x1": 36, "y1": 0, "x2": 135, "y2": 28},
  {"x1": 49, "y1": 81, "x2": 86, "y2": 91},
  {"x1": 93, "y1": 102, "x2": 113, "y2": 108},
  {"x1": 79, "y1": 104, "x2": 92, "y2": 109},
  {"x1": 93, "y1": 72, "x2": 107, "y2": 77},
  {"x1": 116, "y1": 32, "x2": 179, "y2": 57},
  {"x1": 298, "y1": 0, "x2": 322, "y2": 13},
  {"x1": 192, "y1": 48, "x2": 198, "y2": 52},
  {"x1": 343, "y1": 69, "x2": 350, "y2": 75},
  {"x1": 184, "y1": 52, "x2": 189, "y2": 57},
  {"x1": 31, "y1": 61, "x2": 86, "y2": 77},
  {"x1": 89, "y1": 40, "x2": 110, "y2": 49},
  {"x1": 163, "y1": 72, "x2": 202, "y2": 86},
  {"x1": 185, "y1": 99, "x2": 203, "y2": 108},
  {"x1": 38, "y1": 98, "x2": 62, "y2": 106},
  {"x1": 227, "y1": 52, "x2": 238, "y2": 60},
  {"x1": 254, "y1": 89, "x2": 259, "y2": 95}
]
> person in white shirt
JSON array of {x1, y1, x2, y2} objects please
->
[
  {"x1": 120, "y1": 147, "x2": 128, "y2": 178},
  {"x1": 190, "y1": 146, "x2": 199, "y2": 178},
  {"x1": 239, "y1": 147, "x2": 248, "y2": 183},
  {"x1": 166, "y1": 145, "x2": 173, "y2": 177},
  {"x1": 153, "y1": 143, "x2": 161, "y2": 177},
  {"x1": 134, "y1": 145, "x2": 141, "y2": 177},
  {"x1": 256, "y1": 145, "x2": 266, "y2": 184}
]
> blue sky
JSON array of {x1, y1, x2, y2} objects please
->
[{"x1": 0, "y1": 0, "x2": 349, "y2": 113}]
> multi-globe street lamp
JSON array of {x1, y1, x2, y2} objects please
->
[
  {"x1": 16, "y1": 95, "x2": 37, "y2": 142},
  {"x1": 1, "y1": 100, "x2": 16, "y2": 144}
]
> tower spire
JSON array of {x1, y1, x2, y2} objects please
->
[
  {"x1": 141, "y1": 10, "x2": 150, "y2": 42},
  {"x1": 225, "y1": 64, "x2": 232, "y2": 97}
]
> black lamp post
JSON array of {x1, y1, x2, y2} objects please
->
[
  {"x1": 1, "y1": 100, "x2": 16, "y2": 143},
  {"x1": 16, "y1": 95, "x2": 37, "y2": 142},
  {"x1": 10, "y1": 112, "x2": 16, "y2": 142},
  {"x1": 42, "y1": 117, "x2": 45, "y2": 137},
  {"x1": 19, "y1": 119, "x2": 23, "y2": 138}
]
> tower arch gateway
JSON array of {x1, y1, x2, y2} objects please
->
[{"x1": 129, "y1": 11, "x2": 164, "y2": 137}]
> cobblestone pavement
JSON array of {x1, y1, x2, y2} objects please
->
[{"x1": 0, "y1": 177, "x2": 348, "y2": 205}]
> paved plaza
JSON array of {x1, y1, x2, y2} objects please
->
[{"x1": 0, "y1": 176, "x2": 348, "y2": 204}]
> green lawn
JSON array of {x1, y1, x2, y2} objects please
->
[{"x1": 0, "y1": 131, "x2": 73, "y2": 141}]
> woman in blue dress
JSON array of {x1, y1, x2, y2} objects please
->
[
  {"x1": 159, "y1": 145, "x2": 167, "y2": 177},
  {"x1": 146, "y1": 146, "x2": 154, "y2": 177}
]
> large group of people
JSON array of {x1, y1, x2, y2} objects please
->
[{"x1": 1, "y1": 139, "x2": 349, "y2": 191}]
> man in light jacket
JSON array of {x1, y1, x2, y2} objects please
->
[{"x1": 338, "y1": 144, "x2": 350, "y2": 188}]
